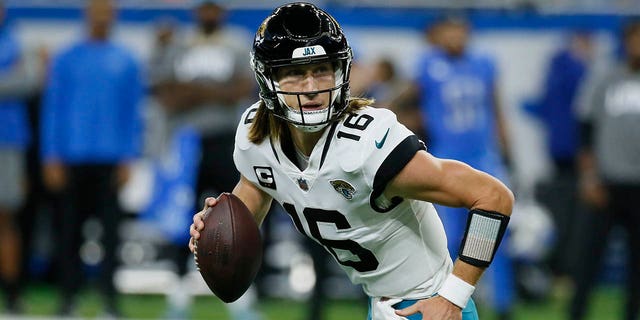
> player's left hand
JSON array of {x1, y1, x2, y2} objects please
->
[
  {"x1": 188, "y1": 197, "x2": 218, "y2": 253},
  {"x1": 395, "y1": 295, "x2": 462, "y2": 320}
]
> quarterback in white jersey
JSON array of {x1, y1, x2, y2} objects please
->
[
  {"x1": 189, "y1": 3, "x2": 514, "y2": 320},
  {"x1": 235, "y1": 104, "x2": 451, "y2": 299}
]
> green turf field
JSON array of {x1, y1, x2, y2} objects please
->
[{"x1": 1, "y1": 283, "x2": 623, "y2": 319}]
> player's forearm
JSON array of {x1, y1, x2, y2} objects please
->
[
  {"x1": 451, "y1": 259, "x2": 485, "y2": 286},
  {"x1": 438, "y1": 209, "x2": 509, "y2": 309},
  {"x1": 436, "y1": 260, "x2": 483, "y2": 309},
  {"x1": 438, "y1": 168, "x2": 513, "y2": 309},
  {"x1": 232, "y1": 176, "x2": 272, "y2": 226}
]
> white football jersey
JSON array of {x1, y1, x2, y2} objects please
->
[{"x1": 234, "y1": 103, "x2": 453, "y2": 299}]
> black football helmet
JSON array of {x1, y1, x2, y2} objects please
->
[{"x1": 250, "y1": 2, "x2": 352, "y2": 132}]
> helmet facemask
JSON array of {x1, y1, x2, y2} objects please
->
[{"x1": 252, "y1": 50, "x2": 352, "y2": 132}]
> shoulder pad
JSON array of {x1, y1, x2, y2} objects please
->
[
  {"x1": 337, "y1": 107, "x2": 408, "y2": 173},
  {"x1": 235, "y1": 102, "x2": 261, "y2": 151}
]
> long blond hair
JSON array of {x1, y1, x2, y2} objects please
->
[{"x1": 248, "y1": 97, "x2": 374, "y2": 144}]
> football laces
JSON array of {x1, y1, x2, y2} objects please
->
[{"x1": 193, "y1": 240, "x2": 200, "y2": 271}]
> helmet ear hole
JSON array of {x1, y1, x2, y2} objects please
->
[{"x1": 250, "y1": 2, "x2": 352, "y2": 129}]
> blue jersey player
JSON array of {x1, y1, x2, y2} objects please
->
[{"x1": 413, "y1": 16, "x2": 515, "y2": 320}]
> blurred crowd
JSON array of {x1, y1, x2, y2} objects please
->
[{"x1": 1, "y1": 0, "x2": 639, "y2": 320}]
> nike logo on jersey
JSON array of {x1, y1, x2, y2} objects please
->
[{"x1": 375, "y1": 128, "x2": 390, "y2": 149}]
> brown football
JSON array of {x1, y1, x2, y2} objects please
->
[{"x1": 194, "y1": 192, "x2": 262, "y2": 303}]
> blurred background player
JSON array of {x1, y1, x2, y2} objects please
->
[
  {"x1": 40, "y1": 0, "x2": 144, "y2": 316},
  {"x1": 401, "y1": 15, "x2": 516, "y2": 320},
  {"x1": 524, "y1": 31, "x2": 594, "y2": 289},
  {"x1": 148, "y1": 0, "x2": 259, "y2": 319},
  {"x1": 568, "y1": 18, "x2": 640, "y2": 320},
  {"x1": 149, "y1": 0, "x2": 253, "y2": 219},
  {"x1": 0, "y1": 0, "x2": 42, "y2": 314},
  {"x1": 366, "y1": 57, "x2": 424, "y2": 137}
]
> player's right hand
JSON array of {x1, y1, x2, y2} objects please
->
[
  {"x1": 395, "y1": 295, "x2": 462, "y2": 320},
  {"x1": 188, "y1": 197, "x2": 218, "y2": 253}
]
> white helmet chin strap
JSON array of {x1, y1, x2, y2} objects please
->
[
  {"x1": 293, "y1": 122, "x2": 329, "y2": 133},
  {"x1": 287, "y1": 108, "x2": 331, "y2": 132}
]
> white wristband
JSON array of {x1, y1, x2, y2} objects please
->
[{"x1": 437, "y1": 274, "x2": 475, "y2": 309}]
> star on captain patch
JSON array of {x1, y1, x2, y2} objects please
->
[
  {"x1": 330, "y1": 180, "x2": 356, "y2": 200},
  {"x1": 297, "y1": 177, "x2": 309, "y2": 191}
]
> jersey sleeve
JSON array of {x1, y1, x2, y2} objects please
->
[
  {"x1": 351, "y1": 108, "x2": 426, "y2": 212},
  {"x1": 233, "y1": 102, "x2": 261, "y2": 180}
]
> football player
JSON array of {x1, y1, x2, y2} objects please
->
[
  {"x1": 188, "y1": 3, "x2": 514, "y2": 320},
  {"x1": 413, "y1": 16, "x2": 517, "y2": 319}
]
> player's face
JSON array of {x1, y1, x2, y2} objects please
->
[
  {"x1": 275, "y1": 62, "x2": 335, "y2": 111},
  {"x1": 196, "y1": 3, "x2": 224, "y2": 34},
  {"x1": 439, "y1": 22, "x2": 469, "y2": 57},
  {"x1": 86, "y1": 0, "x2": 115, "y2": 39}
]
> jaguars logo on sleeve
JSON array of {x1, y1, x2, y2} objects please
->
[{"x1": 233, "y1": 102, "x2": 275, "y2": 191}]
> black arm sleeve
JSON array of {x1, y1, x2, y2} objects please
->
[{"x1": 369, "y1": 135, "x2": 425, "y2": 212}]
